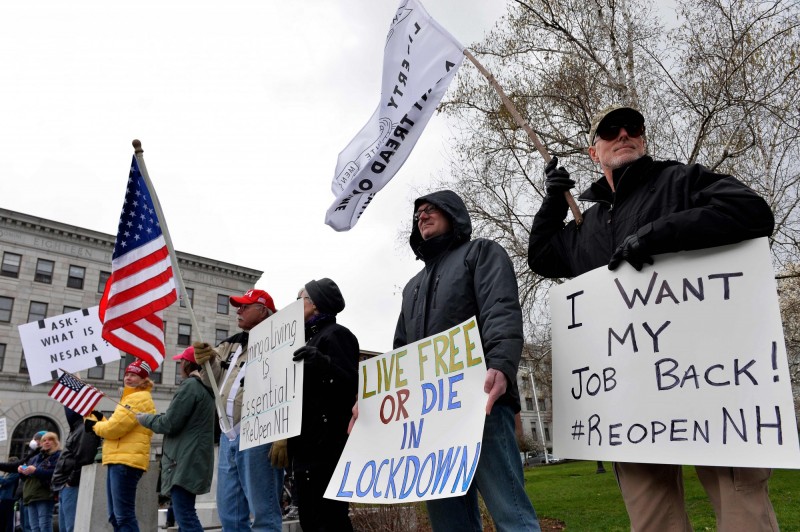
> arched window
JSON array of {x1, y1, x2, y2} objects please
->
[{"x1": 8, "y1": 416, "x2": 60, "y2": 460}]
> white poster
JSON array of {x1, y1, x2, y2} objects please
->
[
  {"x1": 18, "y1": 306, "x2": 121, "y2": 385},
  {"x1": 550, "y1": 238, "x2": 800, "y2": 468},
  {"x1": 325, "y1": 0, "x2": 464, "y2": 231},
  {"x1": 325, "y1": 316, "x2": 487, "y2": 503},
  {"x1": 239, "y1": 299, "x2": 305, "y2": 450}
]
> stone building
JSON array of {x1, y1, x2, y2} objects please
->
[{"x1": 0, "y1": 206, "x2": 263, "y2": 460}]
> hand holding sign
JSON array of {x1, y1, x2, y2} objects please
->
[
  {"x1": 483, "y1": 369, "x2": 507, "y2": 415},
  {"x1": 293, "y1": 345, "x2": 330, "y2": 370},
  {"x1": 326, "y1": 316, "x2": 487, "y2": 504},
  {"x1": 551, "y1": 238, "x2": 800, "y2": 468}
]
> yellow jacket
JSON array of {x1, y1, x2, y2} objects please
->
[{"x1": 93, "y1": 381, "x2": 155, "y2": 471}]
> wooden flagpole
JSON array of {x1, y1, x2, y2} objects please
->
[
  {"x1": 463, "y1": 50, "x2": 583, "y2": 226},
  {"x1": 131, "y1": 139, "x2": 232, "y2": 433}
]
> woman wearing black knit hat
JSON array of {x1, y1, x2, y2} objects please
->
[{"x1": 268, "y1": 278, "x2": 359, "y2": 532}]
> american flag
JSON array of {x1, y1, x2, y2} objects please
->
[
  {"x1": 48, "y1": 372, "x2": 104, "y2": 416},
  {"x1": 99, "y1": 155, "x2": 177, "y2": 370}
]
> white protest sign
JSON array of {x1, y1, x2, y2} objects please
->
[
  {"x1": 551, "y1": 238, "x2": 800, "y2": 468},
  {"x1": 18, "y1": 306, "x2": 121, "y2": 385},
  {"x1": 239, "y1": 299, "x2": 305, "y2": 450},
  {"x1": 0, "y1": 418, "x2": 6, "y2": 442},
  {"x1": 325, "y1": 316, "x2": 486, "y2": 503},
  {"x1": 324, "y1": 0, "x2": 464, "y2": 231}
]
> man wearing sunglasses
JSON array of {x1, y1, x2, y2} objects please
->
[{"x1": 527, "y1": 106, "x2": 777, "y2": 530}]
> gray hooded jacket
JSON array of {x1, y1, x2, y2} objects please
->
[{"x1": 394, "y1": 190, "x2": 523, "y2": 411}]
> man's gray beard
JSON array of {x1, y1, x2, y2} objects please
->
[{"x1": 604, "y1": 148, "x2": 647, "y2": 171}]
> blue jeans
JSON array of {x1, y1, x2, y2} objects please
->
[
  {"x1": 25, "y1": 499, "x2": 54, "y2": 532},
  {"x1": 170, "y1": 485, "x2": 202, "y2": 532},
  {"x1": 425, "y1": 404, "x2": 541, "y2": 532},
  {"x1": 106, "y1": 464, "x2": 144, "y2": 532},
  {"x1": 58, "y1": 485, "x2": 79, "y2": 532},
  {"x1": 217, "y1": 434, "x2": 284, "y2": 531}
]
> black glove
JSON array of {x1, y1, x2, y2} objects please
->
[
  {"x1": 91, "y1": 410, "x2": 104, "y2": 421},
  {"x1": 608, "y1": 234, "x2": 654, "y2": 271},
  {"x1": 293, "y1": 346, "x2": 330, "y2": 369},
  {"x1": 544, "y1": 156, "x2": 575, "y2": 196},
  {"x1": 84, "y1": 418, "x2": 97, "y2": 434}
]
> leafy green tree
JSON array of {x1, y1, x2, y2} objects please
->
[{"x1": 437, "y1": 0, "x2": 800, "y2": 341}]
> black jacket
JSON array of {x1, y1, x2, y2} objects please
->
[
  {"x1": 395, "y1": 190, "x2": 524, "y2": 411},
  {"x1": 528, "y1": 156, "x2": 775, "y2": 278},
  {"x1": 289, "y1": 316, "x2": 359, "y2": 466},
  {"x1": 52, "y1": 407, "x2": 101, "y2": 491}
]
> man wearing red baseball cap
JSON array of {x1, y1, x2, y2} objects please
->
[{"x1": 193, "y1": 288, "x2": 283, "y2": 531}]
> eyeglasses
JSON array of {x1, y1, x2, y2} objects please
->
[
  {"x1": 237, "y1": 303, "x2": 263, "y2": 312},
  {"x1": 296, "y1": 295, "x2": 313, "y2": 302},
  {"x1": 413, "y1": 205, "x2": 440, "y2": 223},
  {"x1": 595, "y1": 123, "x2": 645, "y2": 143}
]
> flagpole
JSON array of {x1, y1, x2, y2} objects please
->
[
  {"x1": 131, "y1": 139, "x2": 232, "y2": 434},
  {"x1": 463, "y1": 50, "x2": 583, "y2": 226}
]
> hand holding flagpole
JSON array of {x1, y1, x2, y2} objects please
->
[
  {"x1": 463, "y1": 50, "x2": 583, "y2": 226},
  {"x1": 131, "y1": 140, "x2": 232, "y2": 434}
]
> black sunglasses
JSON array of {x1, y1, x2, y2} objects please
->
[{"x1": 596, "y1": 123, "x2": 645, "y2": 142}]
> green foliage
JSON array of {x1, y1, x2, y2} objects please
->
[{"x1": 524, "y1": 460, "x2": 800, "y2": 530}]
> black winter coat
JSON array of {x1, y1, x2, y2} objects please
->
[
  {"x1": 52, "y1": 407, "x2": 101, "y2": 491},
  {"x1": 528, "y1": 156, "x2": 775, "y2": 278},
  {"x1": 289, "y1": 316, "x2": 359, "y2": 467},
  {"x1": 395, "y1": 190, "x2": 524, "y2": 411}
]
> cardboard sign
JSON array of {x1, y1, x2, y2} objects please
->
[
  {"x1": 18, "y1": 306, "x2": 121, "y2": 385},
  {"x1": 325, "y1": 316, "x2": 487, "y2": 503},
  {"x1": 239, "y1": 299, "x2": 305, "y2": 450},
  {"x1": 550, "y1": 238, "x2": 800, "y2": 468}
]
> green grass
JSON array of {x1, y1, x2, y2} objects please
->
[{"x1": 524, "y1": 461, "x2": 800, "y2": 531}]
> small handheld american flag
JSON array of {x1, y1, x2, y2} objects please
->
[{"x1": 48, "y1": 371, "x2": 104, "y2": 416}]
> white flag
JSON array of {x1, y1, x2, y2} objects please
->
[{"x1": 325, "y1": 0, "x2": 464, "y2": 231}]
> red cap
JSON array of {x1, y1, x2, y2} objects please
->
[
  {"x1": 125, "y1": 359, "x2": 151, "y2": 378},
  {"x1": 172, "y1": 346, "x2": 196, "y2": 364},
  {"x1": 230, "y1": 289, "x2": 276, "y2": 313}
]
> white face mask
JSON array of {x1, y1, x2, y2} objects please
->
[{"x1": 29, "y1": 439, "x2": 39, "y2": 450}]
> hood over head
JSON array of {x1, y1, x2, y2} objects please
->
[
  {"x1": 64, "y1": 406, "x2": 84, "y2": 429},
  {"x1": 409, "y1": 190, "x2": 472, "y2": 259}
]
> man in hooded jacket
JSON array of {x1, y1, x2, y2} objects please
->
[
  {"x1": 51, "y1": 406, "x2": 101, "y2": 532},
  {"x1": 394, "y1": 190, "x2": 540, "y2": 532}
]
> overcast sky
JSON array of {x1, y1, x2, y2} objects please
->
[{"x1": 0, "y1": 0, "x2": 507, "y2": 353}]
